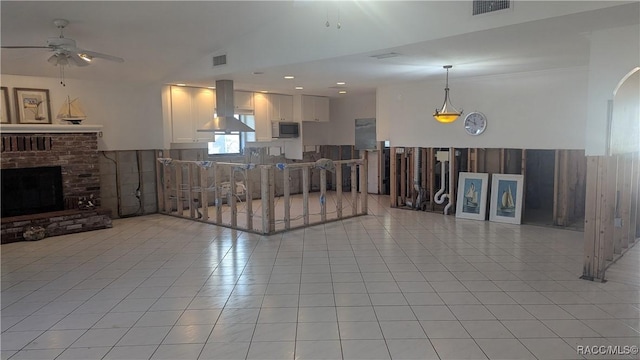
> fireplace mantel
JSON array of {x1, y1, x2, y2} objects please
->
[{"x1": 0, "y1": 124, "x2": 103, "y2": 134}]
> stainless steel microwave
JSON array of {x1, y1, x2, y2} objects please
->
[{"x1": 272, "y1": 121, "x2": 299, "y2": 138}]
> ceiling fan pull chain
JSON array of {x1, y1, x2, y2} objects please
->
[{"x1": 60, "y1": 65, "x2": 66, "y2": 87}]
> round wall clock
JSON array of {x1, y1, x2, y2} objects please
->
[{"x1": 464, "y1": 112, "x2": 487, "y2": 136}]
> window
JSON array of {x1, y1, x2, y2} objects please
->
[{"x1": 207, "y1": 115, "x2": 255, "y2": 155}]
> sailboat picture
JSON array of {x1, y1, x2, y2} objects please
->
[
  {"x1": 497, "y1": 180, "x2": 517, "y2": 217},
  {"x1": 456, "y1": 172, "x2": 489, "y2": 221},
  {"x1": 490, "y1": 174, "x2": 524, "y2": 224},
  {"x1": 463, "y1": 178, "x2": 482, "y2": 214},
  {"x1": 57, "y1": 96, "x2": 86, "y2": 124}
]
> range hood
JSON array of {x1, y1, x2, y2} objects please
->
[{"x1": 197, "y1": 80, "x2": 255, "y2": 133}]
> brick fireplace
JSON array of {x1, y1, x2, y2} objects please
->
[{"x1": 1, "y1": 125, "x2": 112, "y2": 243}]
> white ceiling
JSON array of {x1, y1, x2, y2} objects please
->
[{"x1": 1, "y1": 1, "x2": 638, "y2": 97}]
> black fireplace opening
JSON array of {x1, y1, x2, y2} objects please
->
[{"x1": 1, "y1": 166, "x2": 64, "y2": 217}]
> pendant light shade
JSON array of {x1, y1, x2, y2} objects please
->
[{"x1": 433, "y1": 65, "x2": 462, "y2": 123}]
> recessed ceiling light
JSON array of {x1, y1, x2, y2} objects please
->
[
  {"x1": 295, "y1": 86, "x2": 304, "y2": 90},
  {"x1": 339, "y1": 90, "x2": 347, "y2": 94},
  {"x1": 208, "y1": 86, "x2": 215, "y2": 89},
  {"x1": 260, "y1": 90, "x2": 269, "y2": 93},
  {"x1": 284, "y1": 75, "x2": 295, "y2": 79},
  {"x1": 176, "y1": 83, "x2": 186, "y2": 86},
  {"x1": 336, "y1": 82, "x2": 346, "y2": 85}
]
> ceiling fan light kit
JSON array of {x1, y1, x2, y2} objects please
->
[
  {"x1": 1, "y1": 18, "x2": 125, "y2": 86},
  {"x1": 433, "y1": 65, "x2": 463, "y2": 123},
  {"x1": 2, "y1": 18, "x2": 124, "y2": 68}
]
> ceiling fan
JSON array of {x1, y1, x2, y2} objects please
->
[{"x1": 1, "y1": 19, "x2": 124, "y2": 67}]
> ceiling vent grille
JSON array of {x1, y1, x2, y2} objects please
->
[
  {"x1": 213, "y1": 54, "x2": 227, "y2": 67},
  {"x1": 370, "y1": 52, "x2": 400, "y2": 60},
  {"x1": 473, "y1": 0, "x2": 510, "y2": 15}
]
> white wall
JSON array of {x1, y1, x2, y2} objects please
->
[
  {"x1": 328, "y1": 93, "x2": 377, "y2": 146},
  {"x1": 611, "y1": 69, "x2": 639, "y2": 154},
  {"x1": 1, "y1": 74, "x2": 164, "y2": 151},
  {"x1": 586, "y1": 24, "x2": 640, "y2": 156},
  {"x1": 377, "y1": 67, "x2": 588, "y2": 149},
  {"x1": 302, "y1": 122, "x2": 328, "y2": 146}
]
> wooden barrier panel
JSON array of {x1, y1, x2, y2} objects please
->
[
  {"x1": 284, "y1": 167, "x2": 291, "y2": 230},
  {"x1": 390, "y1": 147, "x2": 397, "y2": 207},
  {"x1": 360, "y1": 156, "x2": 368, "y2": 214},
  {"x1": 400, "y1": 150, "x2": 407, "y2": 205},
  {"x1": 156, "y1": 158, "x2": 367, "y2": 235},
  {"x1": 245, "y1": 168, "x2": 253, "y2": 231},
  {"x1": 428, "y1": 148, "x2": 435, "y2": 211},
  {"x1": 449, "y1": 147, "x2": 456, "y2": 214},
  {"x1": 200, "y1": 165, "x2": 209, "y2": 221},
  {"x1": 188, "y1": 163, "x2": 196, "y2": 219},
  {"x1": 351, "y1": 164, "x2": 358, "y2": 215},
  {"x1": 336, "y1": 164, "x2": 343, "y2": 218},
  {"x1": 261, "y1": 166, "x2": 270, "y2": 233},
  {"x1": 613, "y1": 156, "x2": 624, "y2": 253},
  {"x1": 629, "y1": 153, "x2": 640, "y2": 243},
  {"x1": 303, "y1": 166, "x2": 310, "y2": 225},
  {"x1": 230, "y1": 167, "x2": 237, "y2": 228},
  {"x1": 156, "y1": 151, "x2": 165, "y2": 212},
  {"x1": 320, "y1": 169, "x2": 327, "y2": 222},
  {"x1": 175, "y1": 163, "x2": 183, "y2": 215},
  {"x1": 621, "y1": 154, "x2": 632, "y2": 249}
]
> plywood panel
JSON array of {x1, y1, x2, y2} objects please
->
[
  {"x1": 582, "y1": 156, "x2": 602, "y2": 280},
  {"x1": 390, "y1": 147, "x2": 397, "y2": 207}
]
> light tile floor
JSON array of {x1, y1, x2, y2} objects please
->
[{"x1": 2, "y1": 195, "x2": 639, "y2": 360}]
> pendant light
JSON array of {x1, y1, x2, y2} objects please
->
[{"x1": 433, "y1": 65, "x2": 463, "y2": 123}]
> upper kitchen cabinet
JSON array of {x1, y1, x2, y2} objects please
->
[
  {"x1": 253, "y1": 92, "x2": 271, "y2": 141},
  {"x1": 294, "y1": 94, "x2": 329, "y2": 122},
  {"x1": 171, "y1": 86, "x2": 215, "y2": 144},
  {"x1": 234, "y1": 91, "x2": 254, "y2": 114},
  {"x1": 268, "y1": 93, "x2": 293, "y2": 122}
]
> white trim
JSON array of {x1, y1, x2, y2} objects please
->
[{"x1": 0, "y1": 124, "x2": 103, "y2": 134}]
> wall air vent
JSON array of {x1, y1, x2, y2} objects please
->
[
  {"x1": 473, "y1": 0, "x2": 510, "y2": 15},
  {"x1": 213, "y1": 54, "x2": 227, "y2": 67}
]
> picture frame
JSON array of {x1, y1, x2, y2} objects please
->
[
  {"x1": 14, "y1": 88, "x2": 52, "y2": 124},
  {"x1": 1, "y1": 87, "x2": 10, "y2": 123},
  {"x1": 455, "y1": 172, "x2": 489, "y2": 221},
  {"x1": 489, "y1": 174, "x2": 524, "y2": 224}
]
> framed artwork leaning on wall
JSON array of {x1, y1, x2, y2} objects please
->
[
  {"x1": 489, "y1": 174, "x2": 524, "y2": 224},
  {"x1": 455, "y1": 172, "x2": 489, "y2": 221}
]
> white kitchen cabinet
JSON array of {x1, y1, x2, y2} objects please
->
[
  {"x1": 295, "y1": 94, "x2": 329, "y2": 122},
  {"x1": 170, "y1": 86, "x2": 215, "y2": 144},
  {"x1": 234, "y1": 91, "x2": 254, "y2": 113},
  {"x1": 268, "y1": 94, "x2": 293, "y2": 122},
  {"x1": 253, "y1": 92, "x2": 271, "y2": 141}
]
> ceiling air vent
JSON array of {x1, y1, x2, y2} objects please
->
[
  {"x1": 370, "y1": 52, "x2": 400, "y2": 60},
  {"x1": 473, "y1": 0, "x2": 510, "y2": 15},
  {"x1": 213, "y1": 54, "x2": 227, "y2": 67}
]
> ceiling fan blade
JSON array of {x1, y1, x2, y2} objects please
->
[
  {"x1": 1, "y1": 46, "x2": 50, "y2": 49},
  {"x1": 77, "y1": 49, "x2": 124, "y2": 63},
  {"x1": 68, "y1": 52, "x2": 90, "y2": 67}
]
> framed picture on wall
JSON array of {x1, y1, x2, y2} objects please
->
[
  {"x1": 455, "y1": 172, "x2": 489, "y2": 221},
  {"x1": 14, "y1": 88, "x2": 52, "y2": 124},
  {"x1": 1, "y1": 87, "x2": 10, "y2": 124},
  {"x1": 489, "y1": 174, "x2": 524, "y2": 224}
]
